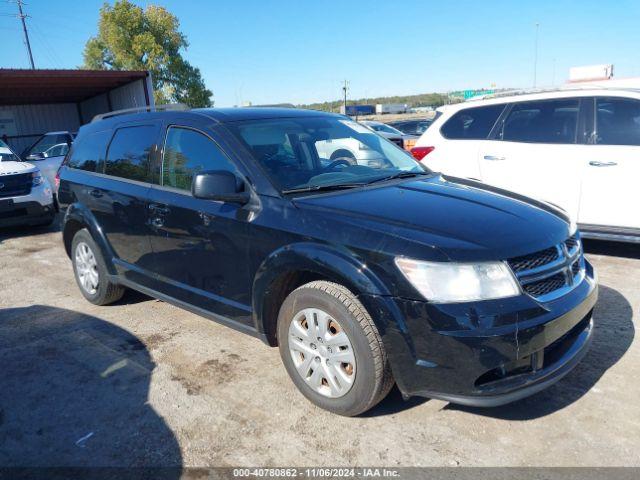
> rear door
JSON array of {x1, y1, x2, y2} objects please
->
[
  {"x1": 92, "y1": 122, "x2": 161, "y2": 286},
  {"x1": 477, "y1": 97, "x2": 587, "y2": 219},
  {"x1": 421, "y1": 104, "x2": 505, "y2": 180},
  {"x1": 146, "y1": 121, "x2": 252, "y2": 324},
  {"x1": 578, "y1": 95, "x2": 640, "y2": 232}
]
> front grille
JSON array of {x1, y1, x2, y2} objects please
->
[
  {"x1": 507, "y1": 234, "x2": 584, "y2": 301},
  {"x1": 0, "y1": 173, "x2": 32, "y2": 198},
  {"x1": 565, "y1": 234, "x2": 579, "y2": 252},
  {"x1": 571, "y1": 260, "x2": 580, "y2": 276},
  {"x1": 522, "y1": 272, "x2": 566, "y2": 297},
  {"x1": 508, "y1": 247, "x2": 559, "y2": 273},
  {"x1": 389, "y1": 138, "x2": 404, "y2": 148}
]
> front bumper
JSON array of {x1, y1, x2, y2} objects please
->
[
  {"x1": 0, "y1": 200, "x2": 55, "y2": 227},
  {"x1": 361, "y1": 259, "x2": 598, "y2": 407}
]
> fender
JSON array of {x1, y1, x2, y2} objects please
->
[
  {"x1": 62, "y1": 203, "x2": 118, "y2": 276},
  {"x1": 251, "y1": 242, "x2": 392, "y2": 338}
]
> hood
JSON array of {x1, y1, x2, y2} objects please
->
[
  {"x1": 0, "y1": 161, "x2": 37, "y2": 176},
  {"x1": 293, "y1": 174, "x2": 572, "y2": 262}
]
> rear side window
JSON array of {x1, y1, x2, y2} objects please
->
[
  {"x1": 502, "y1": 99, "x2": 579, "y2": 144},
  {"x1": 162, "y1": 127, "x2": 236, "y2": 190},
  {"x1": 596, "y1": 97, "x2": 640, "y2": 146},
  {"x1": 440, "y1": 105, "x2": 504, "y2": 140},
  {"x1": 104, "y1": 126, "x2": 156, "y2": 182},
  {"x1": 67, "y1": 130, "x2": 111, "y2": 172}
]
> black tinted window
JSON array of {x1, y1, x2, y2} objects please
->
[
  {"x1": 162, "y1": 127, "x2": 235, "y2": 190},
  {"x1": 67, "y1": 130, "x2": 111, "y2": 172},
  {"x1": 596, "y1": 97, "x2": 640, "y2": 146},
  {"x1": 104, "y1": 126, "x2": 156, "y2": 182},
  {"x1": 441, "y1": 105, "x2": 504, "y2": 139},
  {"x1": 502, "y1": 99, "x2": 579, "y2": 144}
]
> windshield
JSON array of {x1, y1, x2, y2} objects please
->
[
  {"x1": 0, "y1": 139, "x2": 19, "y2": 162},
  {"x1": 227, "y1": 116, "x2": 427, "y2": 192},
  {"x1": 24, "y1": 134, "x2": 70, "y2": 158}
]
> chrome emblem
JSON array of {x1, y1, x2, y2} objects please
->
[{"x1": 0, "y1": 183, "x2": 4, "y2": 189}]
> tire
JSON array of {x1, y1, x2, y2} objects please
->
[
  {"x1": 71, "y1": 228, "x2": 124, "y2": 305},
  {"x1": 277, "y1": 281, "x2": 394, "y2": 416}
]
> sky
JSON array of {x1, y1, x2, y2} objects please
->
[{"x1": 1, "y1": 0, "x2": 639, "y2": 107}]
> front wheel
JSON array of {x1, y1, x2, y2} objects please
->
[{"x1": 277, "y1": 281, "x2": 394, "y2": 416}]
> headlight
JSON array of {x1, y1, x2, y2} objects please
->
[
  {"x1": 32, "y1": 172, "x2": 44, "y2": 186},
  {"x1": 395, "y1": 257, "x2": 520, "y2": 303}
]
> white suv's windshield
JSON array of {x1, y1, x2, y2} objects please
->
[
  {"x1": 228, "y1": 116, "x2": 428, "y2": 193},
  {"x1": 0, "y1": 139, "x2": 19, "y2": 162}
]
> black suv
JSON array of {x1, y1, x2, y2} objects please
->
[{"x1": 59, "y1": 107, "x2": 598, "y2": 416}]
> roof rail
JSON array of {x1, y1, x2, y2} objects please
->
[
  {"x1": 466, "y1": 85, "x2": 640, "y2": 102},
  {"x1": 91, "y1": 103, "x2": 190, "y2": 123}
]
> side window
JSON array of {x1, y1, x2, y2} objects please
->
[
  {"x1": 502, "y1": 99, "x2": 579, "y2": 144},
  {"x1": 104, "y1": 126, "x2": 156, "y2": 182},
  {"x1": 596, "y1": 97, "x2": 640, "y2": 146},
  {"x1": 162, "y1": 127, "x2": 236, "y2": 190},
  {"x1": 66, "y1": 130, "x2": 111, "y2": 172},
  {"x1": 440, "y1": 105, "x2": 505, "y2": 140}
]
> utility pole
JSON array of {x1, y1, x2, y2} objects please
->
[
  {"x1": 342, "y1": 80, "x2": 349, "y2": 113},
  {"x1": 533, "y1": 22, "x2": 539, "y2": 88},
  {"x1": 16, "y1": 0, "x2": 35, "y2": 69}
]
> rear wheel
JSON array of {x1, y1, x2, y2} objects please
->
[
  {"x1": 71, "y1": 228, "x2": 124, "y2": 305},
  {"x1": 277, "y1": 281, "x2": 394, "y2": 416}
]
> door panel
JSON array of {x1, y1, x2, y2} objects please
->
[
  {"x1": 478, "y1": 98, "x2": 585, "y2": 219},
  {"x1": 579, "y1": 146, "x2": 639, "y2": 229},
  {"x1": 91, "y1": 122, "x2": 161, "y2": 286},
  {"x1": 147, "y1": 124, "x2": 252, "y2": 324},
  {"x1": 478, "y1": 140, "x2": 585, "y2": 219}
]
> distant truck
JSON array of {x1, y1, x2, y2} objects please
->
[
  {"x1": 375, "y1": 103, "x2": 406, "y2": 115},
  {"x1": 340, "y1": 104, "x2": 375, "y2": 116}
]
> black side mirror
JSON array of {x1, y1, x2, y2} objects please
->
[
  {"x1": 191, "y1": 170, "x2": 250, "y2": 204},
  {"x1": 25, "y1": 152, "x2": 45, "y2": 161}
]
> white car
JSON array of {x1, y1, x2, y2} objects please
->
[
  {"x1": 412, "y1": 88, "x2": 640, "y2": 242},
  {"x1": 0, "y1": 139, "x2": 55, "y2": 228},
  {"x1": 359, "y1": 121, "x2": 408, "y2": 148},
  {"x1": 22, "y1": 131, "x2": 75, "y2": 193}
]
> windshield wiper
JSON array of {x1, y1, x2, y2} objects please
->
[
  {"x1": 282, "y1": 183, "x2": 365, "y2": 195},
  {"x1": 365, "y1": 171, "x2": 430, "y2": 185}
]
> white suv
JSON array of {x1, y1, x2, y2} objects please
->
[
  {"x1": 0, "y1": 139, "x2": 55, "y2": 228},
  {"x1": 412, "y1": 88, "x2": 640, "y2": 242}
]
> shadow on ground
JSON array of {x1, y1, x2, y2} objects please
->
[
  {"x1": 0, "y1": 305, "x2": 182, "y2": 471},
  {"x1": 0, "y1": 213, "x2": 62, "y2": 245},
  {"x1": 445, "y1": 284, "x2": 634, "y2": 420}
]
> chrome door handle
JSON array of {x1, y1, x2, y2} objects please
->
[
  {"x1": 589, "y1": 161, "x2": 617, "y2": 167},
  {"x1": 483, "y1": 155, "x2": 506, "y2": 161}
]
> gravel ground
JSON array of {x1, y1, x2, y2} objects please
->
[{"x1": 0, "y1": 217, "x2": 638, "y2": 468}]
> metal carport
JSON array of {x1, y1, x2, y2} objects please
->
[{"x1": 0, "y1": 69, "x2": 153, "y2": 154}]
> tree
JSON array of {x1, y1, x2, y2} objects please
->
[{"x1": 83, "y1": 0, "x2": 212, "y2": 107}]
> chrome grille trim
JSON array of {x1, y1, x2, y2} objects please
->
[{"x1": 508, "y1": 234, "x2": 585, "y2": 302}]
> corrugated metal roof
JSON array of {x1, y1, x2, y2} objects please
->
[{"x1": 0, "y1": 69, "x2": 149, "y2": 105}]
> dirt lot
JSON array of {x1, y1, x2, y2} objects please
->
[{"x1": 0, "y1": 217, "x2": 638, "y2": 468}]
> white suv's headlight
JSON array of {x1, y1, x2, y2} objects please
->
[
  {"x1": 32, "y1": 172, "x2": 44, "y2": 186},
  {"x1": 395, "y1": 257, "x2": 520, "y2": 303}
]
